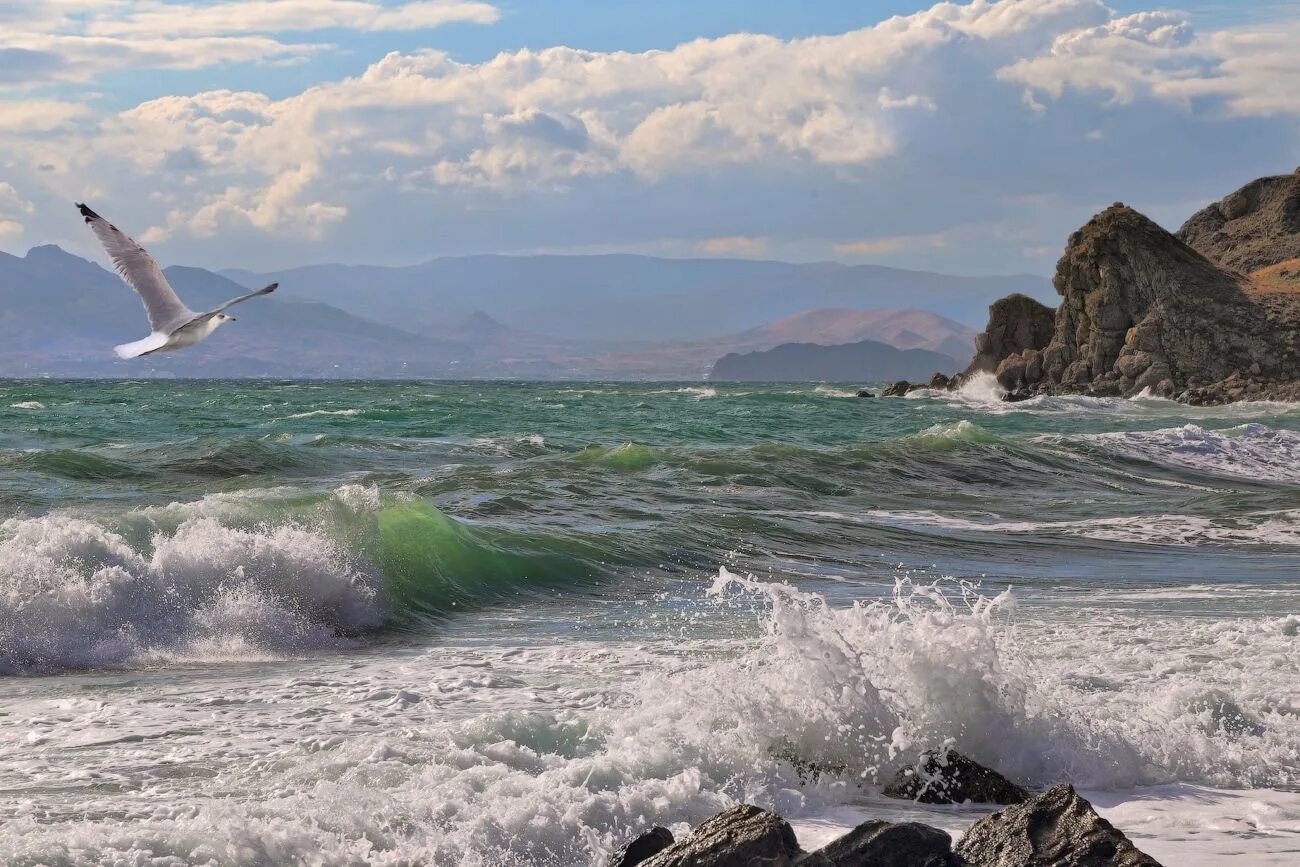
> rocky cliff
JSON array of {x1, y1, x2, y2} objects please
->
[
  {"x1": 1177, "y1": 169, "x2": 1300, "y2": 273},
  {"x1": 966, "y1": 176, "x2": 1300, "y2": 404}
]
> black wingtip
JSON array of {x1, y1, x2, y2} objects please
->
[
  {"x1": 264, "y1": 282, "x2": 278, "y2": 293},
  {"x1": 76, "y1": 203, "x2": 100, "y2": 222}
]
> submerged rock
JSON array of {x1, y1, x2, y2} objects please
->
[
  {"x1": 609, "y1": 827, "x2": 675, "y2": 867},
  {"x1": 856, "y1": 388, "x2": 876, "y2": 398},
  {"x1": 813, "y1": 819, "x2": 958, "y2": 867},
  {"x1": 883, "y1": 749, "x2": 1029, "y2": 805},
  {"x1": 955, "y1": 784, "x2": 1163, "y2": 867},
  {"x1": 639, "y1": 804, "x2": 804, "y2": 867},
  {"x1": 882, "y1": 380, "x2": 910, "y2": 397}
]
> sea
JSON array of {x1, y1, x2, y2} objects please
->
[{"x1": 0, "y1": 377, "x2": 1296, "y2": 866}]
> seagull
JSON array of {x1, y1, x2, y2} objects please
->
[{"x1": 76, "y1": 203, "x2": 278, "y2": 358}]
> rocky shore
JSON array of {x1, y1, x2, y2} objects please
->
[
  {"x1": 870, "y1": 170, "x2": 1300, "y2": 404},
  {"x1": 608, "y1": 751, "x2": 1163, "y2": 867}
]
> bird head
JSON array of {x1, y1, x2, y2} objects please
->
[{"x1": 217, "y1": 313, "x2": 235, "y2": 323}]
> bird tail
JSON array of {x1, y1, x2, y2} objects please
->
[{"x1": 114, "y1": 333, "x2": 169, "y2": 359}]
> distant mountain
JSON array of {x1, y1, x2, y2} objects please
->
[
  {"x1": 0, "y1": 246, "x2": 466, "y2": 377},
  {"x1": 710, "y1": 339, "x2": 958, "y2": 382},
  {"x1": 726, "y1": 308, "x2": 976, "y2": 358},
  {"x1": 224, "y1": 254, "x2": 1051, "y2": 341}
]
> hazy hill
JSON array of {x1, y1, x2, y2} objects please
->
[
  {"x1": 725, "y1": 308, "x2": 976, "y2": 359},
  {"x1": 224, "y1": 254, "x2": 1051, "y2": 340},
  {"x1": 710, "y1": 339, "x2": 957, "y2": 382},
  {"x1": 0, "y1": 246, "x2": 465, "y2": 377}
]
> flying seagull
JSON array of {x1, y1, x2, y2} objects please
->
[{"x1": 76, "y1": 203, "x2": 278, "y2": 358}]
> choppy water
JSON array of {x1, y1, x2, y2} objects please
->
[{"x1": 0, "y1": 377, "x2": 1297, "y2": 865}]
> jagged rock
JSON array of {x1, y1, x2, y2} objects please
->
[
  {"x1": 955, "y1": 784, "x2": 1163, "y2": 867},
  {"x1": 883, "y1": 750, "x2": 1029, "y2": 805},
  {"x1": 610, "y1": 827, "x2": 675, "y2": 867},
  {"x1": 882, "y1": 380, "x2": 910, "y2": 396},
  {"x1": 639, "y1": 804, "x2": 804, "y2": 867},
  {"x1": 814, "y1": 820, "x2": 958, "y2": 867},
  {"x1": 1177, "y1": 168, "x2": 1300, "y2": 273},
  {"x1": 928, "y1": 372, "x2": 951, "y2": 389},
  {"x1": 856, "y1": 388, "x2": 876, "y2": 398},
  {"x1": 966, "y1": 294, "x2": 1056, "y2": 376}
]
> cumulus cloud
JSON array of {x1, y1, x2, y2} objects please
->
[
  {"x1": 0, "y1": 181, "x2": 34, "y2": 241},
  {"x1": 0, "y1": 1, "x2": 499, "y2": 84},
  {"x1": 2, "y1": 0, "x2": 1298, "y2": 270}
]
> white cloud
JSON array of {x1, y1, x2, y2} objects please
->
[
  {"x1": 698, "y1": 236, "x2": 768, "y2": 257},
  {"x1": 0, "y1": 181, "x2": 34, "y2": 241},
  {"x1": 0, "y1": 1, "x2": 499, "y2": 84},
  {"x1": 0, "y1": 99, "x2": 89, "y2": 132},
  {"x1": 2, "y1": 0, "x2": 1298, "y2": 270}
]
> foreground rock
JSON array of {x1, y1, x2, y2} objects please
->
[
  {"x1": 814, "y1": 820, "x2": 958, "y2": 867},
  {"x1": 637, "y1": 804, "x2": 806, "y2": 867},
  {"x1": 882, "y1": 380, "x2": 910, "y2": 396},
  {"x1": 883, "y1": 749, "x2": 1029, "y2": 805},
  {"x1": 610, "y1": 827, "x2": 675, "y2": 867},
  {"x1": 955, "y1": 784, "x2": 1163, "y2": 867}
]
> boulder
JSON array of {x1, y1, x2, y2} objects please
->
[
  {"x1": 639, "y1": 804, "x2": 804, "y2": 867},
  {"x1": 883, "y1": 749, "x2": 1029, "y2": 805},
  {"x1": 856, "y1": 389, "x2": 876, "y2": 398},
  {"x1": 610, "y1": 827, "x2": 675, "y2": 867},
  {"x1": 928, "y1": 372, "x2": 951, "y2": 389},
  {"x1": 814, "y1": 819, "x2": 958, "y2": 867},
  {"x1": 954, "y1": 784, "x2": 1163, "y2": 867},
  {"x1": 882, "y1": 381, "x2": 910, "y2": 397},
  {"x1": 1177, "y1": 168, "x2": 1300, "y2": 273}
]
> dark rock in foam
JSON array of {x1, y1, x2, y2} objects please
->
[
  {"x1": 609, "y1": 826, "x2": 675, "y2": 867},
  {"x1": 637, "y1": 804, "x2": 804, "y2": 867},
  {"x1": 813, "y1": 819, "x2": 959, "y2": 867},
  {"x1": 955, "y1": 784, "x2": 1164, "y2": 867},
  {"x1": 883, "y1": 749, "x2": 1030, "y2": 805}
]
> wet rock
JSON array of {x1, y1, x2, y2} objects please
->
[
  {"x1": 883, "y1": 749, "x2": 1029, "y2": 805},
  {"x1": 814, "y1": 819, "x2": 959, "y2": 867},
  {"x1": 639, "y1": 804, "x2": 803, "y2": 867},
  {"x1": 928, "y1": 372, "x2": 951, "y2": 389},
  {"x1": 610, "y1": 827, "x2": 675, "y2": 867},
  {"x1": 856, "y1": 389, "x2": 876, "y2": 398},
  {"x1": 882, "y1": 381, "x2": 910, "y2": 397},
  {"x1": 954, "y1": 784, "x2": 1163, "y2": 867}
]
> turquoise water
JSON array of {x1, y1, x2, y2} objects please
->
[{"x1": 1, "y1": 379, "x2": 1298, "y2": 864}]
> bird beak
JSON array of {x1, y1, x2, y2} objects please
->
[{"x1": 227, "y1": 316, "x2": 236, "y2": 322}]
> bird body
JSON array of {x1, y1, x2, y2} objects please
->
[{"x1": 75, "y1": 203, "x2": 276, "y2": 358}]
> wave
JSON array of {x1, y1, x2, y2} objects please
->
[
  {"x1": 285, "y1": 408, "x2": 361, "y2": 419},
  {"x1": 840, "y1": 508, "x2": 1300, "y2": 548},
  {"x1": 0, "y1": 486, "x2": 614, "y2": 674},
  {"x1": 9, "y1": 400, "x2": 44, "y2": 410},
  {"x1": 1074, "y1": 423, "x2": 1300, "y2": 484}
]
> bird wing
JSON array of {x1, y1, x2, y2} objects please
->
[
  {"x1": 77, "y1": 203, "x2": 195, "y2": 332},
  {"x1": 208, "y1": 282, "x2": 278, "y2": 315}
]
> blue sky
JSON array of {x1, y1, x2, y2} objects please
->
[{"x1": 0, "y1": 1, "x2": 1297, "y2": 275}]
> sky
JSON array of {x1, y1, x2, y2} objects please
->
[{"x1": 0, "y1": 0, "x2": 1297, "y2": 275}]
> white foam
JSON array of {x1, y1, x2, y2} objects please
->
[
  {"x1": 9, "y1": 400, "x2": 44, "y2": 410},
  {"x1": 0, "y1": 509, "x2": 385, "y2": 674},
  {"x1": 286, "y1": 408, "x2": 361, "y2": 418},
  {"x1": 1077, "y1": 423, "x2": 1300, "y2": 483}
]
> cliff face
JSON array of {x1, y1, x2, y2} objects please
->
[
  {"x1": 1177, "y1": 169, "x2": 1300, "y2": 273},
  {"x1": 974, "y1": 191, "x2": 1300, "y2": 403}
]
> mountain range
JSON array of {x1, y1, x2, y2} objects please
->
[{"x1": 0, "y1": 245, "x2": 1048, "y2": 378}]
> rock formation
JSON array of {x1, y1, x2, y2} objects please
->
[
  {"x1": 883, "y1": 749, "x2": 1030, "y2": 805},
  {"x1": 963, "y1": 178, "x2": 1300, "y2": 403},
  {"x1": 955, "y1": 784, "x2": 1162, "y2": 867},
  {"x1": 812, "y1": 820, "x2": 958, "y2": 867},
  {"x1": 635, "y1": 804, "x2": 805, "y2": 867},
  {"x1": 1177, "y1": 168, "x2": 1300, "y2": 273},
  {"x1": 965, "y1": 294, "x2": 1055, "y2": 376}
]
